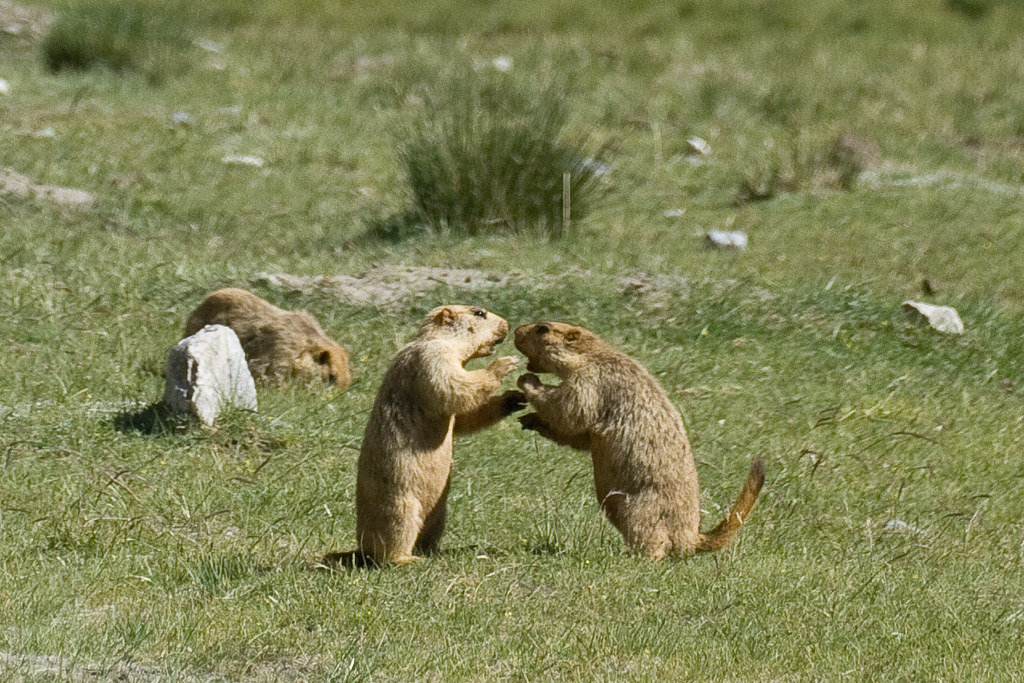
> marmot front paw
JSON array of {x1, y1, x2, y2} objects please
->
[
  {"x1": 517, "y1": 372, "x2": 541, "y2": 390},
  {"x1": 518, "y1": 412, "x2": 545, "y2": 432},
  {"x1": 488, "y1": 356, "x2": 519, "y2": 379}
]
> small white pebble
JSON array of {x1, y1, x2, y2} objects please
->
[
  {"x1": 0, "y1": 78, "x2": 11, "y2": 95},
  {"x1": 687, "y1": 136, "x2": 711, "y2": 156},
  {"x1": 194, "y1": 38, "x2": 224, "y2": 53},
  {"x1": 221, "y1": 154, "x2": 264, "y2": 167}
]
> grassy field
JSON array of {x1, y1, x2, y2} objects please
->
[{"x1": 2, "y1": 0, "x2": 1024, "y2": 679}]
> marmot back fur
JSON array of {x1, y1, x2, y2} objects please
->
[
  {"x1": 514, "y1": 321, "x2": 764, "y2": 559},
  {"x1": 331, "y1": 305, "x2": 522, "y2": 566},
  {"x1": 184, "y1": 288, "x2": 351, "y2": 390}
]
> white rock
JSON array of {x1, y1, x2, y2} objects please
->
[
  {"x1": 581, "y1": 157, "x2": 610, "y2": 177},
  {"x1": 32, "y1": 127, "x2": 56, "y2": 138},
  {"x1": 491, "y1": 55, "x2": 513, "y2": 72},
  {"x1": 902, "y1": 300, "x2": 964, "y2": 335},
  {"x1": 221, "y1": 154, "x2": 264, "y2": 167},
  {"x1": 704, "y1": 230, "x2": 748, "y2": 250},
  {"x1": 163, "y1": 325, "x2": 257, "y2": 426},
  {"x1": 194, "y1": 38, "x2": 224, "y2": 53},
  {"x1": 884, "y1": 518, "x2": 924, "y2": 535},
  {"x1": 663, "y1": 208, "x2": 686, "y2": 218},
  {"x1": 0, "y1": 78, "x2": 10, "y2": 95},
  {"x1": 686, "y1": 136, "x2": 711, "y2": 156},
  {"x1": 170, "y1": 111, "x2": 194, "y2": 126}
]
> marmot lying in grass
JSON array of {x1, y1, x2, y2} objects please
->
[
  {"x1": 327, "y1": 305, "x2": 523, "y2": 567},
  {"x1": 184, "y1": 288, "x2": 351, "y2": 390},
  {"x1": 514, "y1": 321, "x2": 764, "y2": 559}
]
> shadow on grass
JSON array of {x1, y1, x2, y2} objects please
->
[
  {"x1": 313, "y1": 543, "x2": 501, "y2": 571},
  {"x1": 353, "y1": 210, "x2": 428, "y2": 245},
  {"x1": 113, "y1": 401, "x2": 193, "y2": 436}
]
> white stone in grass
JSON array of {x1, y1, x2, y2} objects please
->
[
  {"x1": 163, "y1": 325, "x2": 257, "y2": 426},
  {"x1": 222, "y1": 154, "x2": 264, "y2": 167},
  {"x1": 0, "y1": 78, "x2": 10, "y2": 95},
  {"x1": 902, "y1": 300, "x2": 964, "y2": 335},
  {"x1": 704, "y1": 230, "x2": 748, "y2": 250},
  {"x1": 686, "y1": 136, "x2": 711, "y2": 156},
  {"x1": 491, "y1": 55, "x2": 513, "y2": 72},
  {"x1": 194, "y1": 38, "x2": 224, "y2": 53},
  {"x1": 884, "y1": 518, "x2": 924, "y2": 535},
  {"x1": 170, "y1": 111, "x2": 194, "y2": 126},
  {"x1": 581, "y1": 157, "x2": 610, "y2": 177}
]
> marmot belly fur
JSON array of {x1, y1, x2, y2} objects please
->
[
  {"x1": 514, "y1": 321, "x2": 764, "y2": 559},
  {"x1": 184, "y1": 288, "x2": 351, "y2": 389},
  {"x1": 335, "y1": 305, "x2": 522, "y2": 566}
]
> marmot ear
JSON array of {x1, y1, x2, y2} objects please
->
[
  {"x1": 565, "y1": 329, "x2": 580, "y2": 342},
  {"x1": 435, "y1": 307, "x2": 456, "y2": 326}
]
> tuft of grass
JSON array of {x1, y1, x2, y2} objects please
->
[
  {"x1": 736, "y1": 131, "x2": 881, "y2": 202},
  {"x1": 397, "y1": 65, "x2": 608, "y2": 237},
  {"x1": 41, "y1": 1, "x2": 193, "y2": 81},
  {"x1": 946, "y1": 0, "x2": 994, "y2": 19}
]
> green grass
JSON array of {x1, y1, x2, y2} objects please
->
[{"x1": 3, "y1": 0, "x2": 1024, "y2": 679}]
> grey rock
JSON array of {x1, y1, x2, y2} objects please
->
[
  {"x1": 902, "y1": 300, "x2": 964, "y2": 335},
  {"x1": 163, "y1": 325, "x2": 257, "y2": 425},
  {"x1": 1, "y1": 167, "x2": 94, "y2": 209}
]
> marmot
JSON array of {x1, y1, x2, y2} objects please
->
[
  {"x1": 329, "y1": 305, "x2": 523, "y2": 566},
  {"x1": 514, "y1": 321, "x2": 764, "y2": 559},
  {"x1": 184, "y1": 288, "x2": 351, "y2": 390}
]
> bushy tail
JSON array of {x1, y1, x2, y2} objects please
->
[{"x1": 695, "y1": 459, "x2": 765, "y2": 554}]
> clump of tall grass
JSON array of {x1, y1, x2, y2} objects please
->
[
  {"x1": 41, "y1": 1, "x2": 193, "y2": 81},
  {"x1": 736, "y1": 131, "x2": 881, "y2": 203},
  {"x1": 397, "y1": 66, "x2": 608, "y2": 236}
]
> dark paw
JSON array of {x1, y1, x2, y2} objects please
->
[
  {"x1": 517, "y1": 372, "x2": 541, "y2": 391},
  {"x1": 501, "y1": 390, "x2": 528, "y2": 414},
  {"x1": 519, "y1": 412, "x2": 545, "y2": 432}
]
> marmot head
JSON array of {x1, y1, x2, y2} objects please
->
[
  {"x1": 514, "y1": 322, "x2": 596, "y2": 375},
  {"x1": 290, "y1": 311, "x2": 352, "y2": 389},
  {"x1": 419, "y1": 305, "x2": 509, "y2": 359},
  {"x1": 294, "y1": 340, "x2": 352, "y2": 389}
]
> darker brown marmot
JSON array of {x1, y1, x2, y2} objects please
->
[
  {"x1": 514, "y1": 321, "x2": 764, "y2": 559},
  {"x1": 184, "y1": 288, "x2": 351, "y2": 389}
]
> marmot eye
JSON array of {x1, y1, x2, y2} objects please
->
[
  {"x1": 536, "y1": 324, "x2": 550, "y2": 334},
  {"x1": 473, "y1": 309, "x2": 487, "y2": 318},
  {"x1": 317, "y1": 351, "x2": 331, "y2": 365}
]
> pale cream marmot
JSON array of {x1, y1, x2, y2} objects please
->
[{"x1": 327, "y1": 305, "x2": 523, "y2": 567}]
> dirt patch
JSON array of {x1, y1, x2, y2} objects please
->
[
  {"x1": 0, "y1": 1, "x2": 51, "y2": 39},
  {"x1": 1, "y1": 167, "x2": 95, "y2": 209},
  {"x1": 255, "y1": 266, "x2": 532, "y2": 307},
  {"x1": 0, "y1": 650, "x2": 158, "y2": 682},
  {"x1": 257, "y1": 264, "x2": 697, "y2": 309}
]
